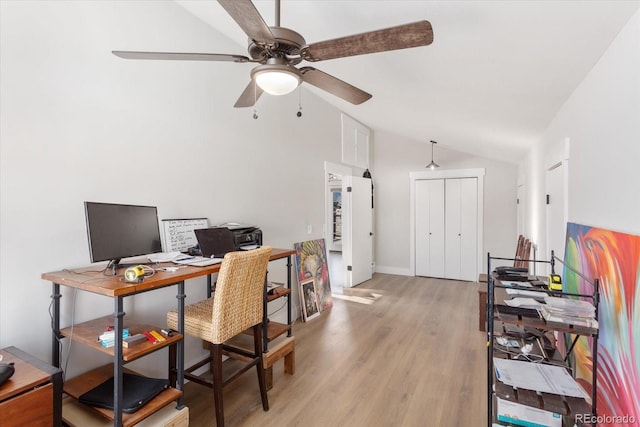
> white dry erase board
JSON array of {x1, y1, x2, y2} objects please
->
[{"x1": 160, "y1": 218, "x2": 209, "y2": 252}]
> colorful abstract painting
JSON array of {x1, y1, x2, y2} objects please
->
[
  {"x1": 563, "y1": 222, "x2": 640, "y2": 423},
  {"x1": 294, "y1": 238, "x2": 332, "y2": 312}
]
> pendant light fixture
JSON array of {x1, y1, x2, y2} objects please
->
[{"x1": 426, "y1": 140, "x2": 440, "y2": 170}]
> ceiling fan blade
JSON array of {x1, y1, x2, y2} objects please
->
[
  {"x1": 300, "y1": 67, "x2": 372, "y2": 105},
  {"x1": 302, "y1": 20, "x2": 433, "y2": 62},
  {"x1": 234, "y1": 80, "x2": 264, "y2": 108},
  {"x1": 217, "y1": 0, "x2": 276, "y2": 46},
  {"x1": 112, "y1": 51, "x2": 250, "y2": 63}
]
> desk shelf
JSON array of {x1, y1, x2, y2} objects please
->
[
  {"x1": 63, "y1": 365, "x2": 182, "y2": 427},
  {"x1": 266, "y1": 285, "x2": 291, "y2": 302},
  {"x1": 60, "y1": 316, "x2": 183, "y2": 362},
  {"x1": 265, "y1": 321, "x2": 292, "y2": 342},
  {"x1": 242, "y1": 285, "x2": 292, "y2": 341}
]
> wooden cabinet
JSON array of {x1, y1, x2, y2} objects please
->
[
  {"x1": 0, "y1": 346, "x2": 63, "y2": 427},
  {"x1": 341, "y1": 113, "x2": 370, "y2": 169}
]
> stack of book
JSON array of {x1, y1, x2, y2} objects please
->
[
  {"x1": 99, "y1": 328, "x2": 130, "y2": 348},
  {"x1": 539, "y1": 296, "x2": 598, "y2": 329}
]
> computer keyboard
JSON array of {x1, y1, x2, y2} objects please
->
[
  {"x1": 147, "y1": 251, "x2": 183, "y2": 263},
  {"x1": 173, "y1": 256, "x2": 223, "y2": 267}
]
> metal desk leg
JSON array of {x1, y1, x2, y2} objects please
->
[
  {"x1": 51, "y1": 283, "x2": 61, "y2": 368},
  {"x1": 176, "y1": 281, "x2": 186, "y2": 409},
  {"x1": 113, "y1": 297, "x2": 125, "y2": 427}
]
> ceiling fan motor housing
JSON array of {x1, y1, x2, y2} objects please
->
[{"x1": 248, "y1": 27, "x2": 306, "y2": 65}]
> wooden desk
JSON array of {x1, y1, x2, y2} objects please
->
[
  {"x1": 42, "y1": 248, "x2": 295, "y2": 427},
  {"x1": 0, "y1": 346, "x2": 63, "y2": 427}
]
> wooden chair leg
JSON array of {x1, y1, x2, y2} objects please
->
[
  {"x1": 253, "y1": 324, "x2": 269, "y2": 411},
  {"x1": 264, "y1": 366, "x2": 274, "y2": 391},
  {"x1": 284, "y1": 346, "x2": 295, "y2": 375},
  {"x1": 212, "y1": 343, "x2": 225, "y2": 427}
]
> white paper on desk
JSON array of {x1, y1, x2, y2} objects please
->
[
  {"x1": 240, "y1": 245, "x2": 259, "y2": 250},
  {"x1": 493, "y1": 358, "x2": 587, "y2": 398},
  {"x1": 502, "y1": 281, "x2": 533, "y2": 288},
  {"x1": 505, "y1": 288, "x2": 548, "y2": 299},
  {"x1": 504, "y1": 297, "x2": 543, "y2": 309}
]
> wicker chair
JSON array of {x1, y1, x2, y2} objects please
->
[{"x1": 167, "y1": 245, "x2": 272, "y2": 427}]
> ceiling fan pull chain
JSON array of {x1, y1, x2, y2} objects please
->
[
  {"x1": 253, "y1": 80, "x2": 259, "y2": 119},
  {"x1": 297, "y1": 87, "x2": 303, "y2": 117}
]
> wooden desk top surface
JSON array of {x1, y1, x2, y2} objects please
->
[
  {"x1": 41, "y1": 247, "x2": 296, "y2": 297},
  {"x1": 0, "y1": 347, "x2": 54, "y2": 402}
]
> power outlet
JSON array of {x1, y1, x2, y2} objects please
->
[{"x1": 307, "y1": 224, "x2": 312, "y2": 234}]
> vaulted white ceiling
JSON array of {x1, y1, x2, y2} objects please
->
[{"x1": 175, "y1": 1, "x2": 639, "y2": 163}]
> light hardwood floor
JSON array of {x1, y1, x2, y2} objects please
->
[{"x1": 184, "y1": 273, "x2": 487, "y2": 426}]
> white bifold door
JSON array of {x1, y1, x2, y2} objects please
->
[
  {"x1": 416, "y1": 178, "x2": 478, "y2": 281},
  {"x1": 415, "y1": 180, "x2": 445, "y2": 278}
]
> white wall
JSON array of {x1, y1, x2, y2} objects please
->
[
  {"x1": 0, "y1": 1, "x2": 345, "y2": 377},
  {"x1": 521, "y1": 9, "x2": 640, "y2": 257},
  {"x1": 371, "y1": 131, "x2": 518, "y2": 276}
]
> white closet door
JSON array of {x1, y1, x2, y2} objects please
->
[
  {"x1": 415, "y1": 179, "x2": 445, "y2": 277},
  {"x1": 445, "y1": 178, "x2": 478, "y2": 281},
  {"x1": 445, "y1": 179, "x2": 462, "y2": 279},
  {"x1": 459, "y1": 178, "x2": 478, "y2": 281}
]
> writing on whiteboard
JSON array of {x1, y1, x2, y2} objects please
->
[{"x1": 160, "y1": 218, "x2": 208, "y2": 252}]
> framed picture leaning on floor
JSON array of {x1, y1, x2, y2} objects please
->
[{"x1": 299, "y1": 278, "x2": 320, "y2": 322}]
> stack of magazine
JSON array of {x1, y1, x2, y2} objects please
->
[{"x1": 539, "y1": 296, "x2": 598, "y2": 329}]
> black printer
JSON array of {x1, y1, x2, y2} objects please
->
[{"x1": 218, "y1": 223, "x2": 262, "y2": 250}]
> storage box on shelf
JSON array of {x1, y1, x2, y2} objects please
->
[
  {"x1": 486, "y1": 252, "x2": 599, "y2": 427},
  {"x1": 62, "y1": 397, "x2": 188, "y2": 427}
]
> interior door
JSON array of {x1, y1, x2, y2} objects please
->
[
  {"x1": 459, "y1": 178, "x2": 478, "y2": 281},
  {"x1": 342, "y1": 176, "x2": 373, "y2": 288},
  {"x1": 546, "y1": 162, "x2": 565, "y2": 274},
  {"x1": 415, "y1": 179, "x2": 445, "y2": 277},
  {"x1": 444, "y1": 178, "x2": 478, "y2": 281},
  {"x1": 445, "y1": 179, "x2": 462, "y2": 279},
  {"x1": 517, "y1": 184, "x2": 525, "y2": 238}
]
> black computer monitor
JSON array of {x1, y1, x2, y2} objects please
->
[{"x1": 84, "y1": 201, "x2": 162, "y2": 268}]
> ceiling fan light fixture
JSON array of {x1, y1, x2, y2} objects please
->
[
  {"x1": 426, "y1": 140, "x2": 440, "y2": 170},
  {"x1": 251, "y1": 59, "x2": 302, "y2": 96}
]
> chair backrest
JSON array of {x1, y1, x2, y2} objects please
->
[
  {"x1": 210, "y1": 246, "x2": 272, "y2": 344},
  {"x1": 514, "y1": 235, "x2": 524, "y2": 266}
]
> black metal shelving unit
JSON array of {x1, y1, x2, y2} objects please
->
[{"x1": 486, "y1": 251, "x2": 600, "y2": 427}]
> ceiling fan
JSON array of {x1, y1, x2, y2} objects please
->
[{"x1": 112, "y1": 0, "x2": 434, "y2": 108}]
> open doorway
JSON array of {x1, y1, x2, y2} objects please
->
[{"x1": 325, "y1": 162, "x2": 352, "y2": 293}]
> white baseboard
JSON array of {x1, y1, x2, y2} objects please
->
[{"x1": 374, "y1": 265, "x2": 412, "y2": 276}]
